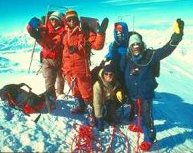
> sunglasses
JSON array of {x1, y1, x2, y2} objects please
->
[
  {"x1": 67, "y1": 17, "x2": 77, "y2": 22},
  {"x1": 104, "y1": 72, "x2": 113, "y2": 77}
]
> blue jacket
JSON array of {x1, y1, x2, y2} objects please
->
[
  {"x1": 105, "y1": 42, "x2": 127, "y2": 72},
  {"x1": 121, "y1": 41, "x2": 178, "y2": 101}
]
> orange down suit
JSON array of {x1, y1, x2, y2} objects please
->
[{"x1": 61, "y1": 26, "x2": 105, "y2": 102}]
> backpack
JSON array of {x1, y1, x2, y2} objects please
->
[
  {"x1": 80, "y1": 17, "x2": 99, "y2": 66},
  {"x1": 80, "y1": 17, "x2": 99, "y2": 33},
  {"x1": 0, "y1": 83, "x2": 45, "y2": 115}
]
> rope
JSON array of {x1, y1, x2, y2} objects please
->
[
  {"x1": 135, "y1": 98, "x2": 142, "y2": 153},
  {"x1": 71, "y1": 123, "x2": 102, "y2": 153}
]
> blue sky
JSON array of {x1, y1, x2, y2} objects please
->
[{"x1": 0, "y1": 0, "x2": 192, "y2": 34}]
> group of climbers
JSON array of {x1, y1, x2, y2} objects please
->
[
  {"x1": 27, "y1": 9, "x2": 108, "y2": 113},
  {"x1": 27, "y1": 9, "x2": 184, "y2": 151}
]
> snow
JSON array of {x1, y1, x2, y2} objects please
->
[{"x1": 0, "y1": 25, "x2": 193, "y2": 153}]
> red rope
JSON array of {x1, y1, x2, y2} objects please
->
[
  {"x1": 71, "y1": 124, "x2": 102, "y2": 153},
  {"x1": 135, "y1": 97, "x2": 142, "y2": 153}
]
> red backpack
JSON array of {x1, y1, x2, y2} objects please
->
[{"x1": 0, "y1": 83, "x2": 45, "y2": 115}]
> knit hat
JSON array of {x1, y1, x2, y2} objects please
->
[
  {"x1": 104, "y1": 61, "x2": 114, "y2": 73},
  {"x1": 65, "y1": 9, "x2": 78, "y2": 19},
  {"x1": 49, "y1": 11, "x2": 63, "y2": 21},
  {"x1": 129, "y1": 34, "x2": 143, "y2": 47}
]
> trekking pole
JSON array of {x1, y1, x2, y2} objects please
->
[
  {"x1": 28, "y1": 40, "x2": 37, "y2": 73},
  {"x1": 36, "y1": 65, "x2": 43, "y2": 75},
  {"x1": 64, "y1": 77, "x2": 76, "y2": 99},
  {"x1": 34, "y1": 113, "x2": 41, "y2": 123},
  {"x1": 132, "y1": 15, "x2": 135, "y2": 32}
]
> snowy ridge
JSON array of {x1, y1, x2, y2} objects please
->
[{"x1": 0, "y1": 32, "x2": 35, "y2": 52}]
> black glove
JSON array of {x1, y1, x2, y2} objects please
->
[
  {"x1": 97, "y1": 17, "x2": 109, "y2": 34},
  {"x1": 175, "y1": 18, "x2": 184, "y2": 35},
  {"x1": 28, "y1": 28, "x2": 41, "y2": 41},
  {"x1": 27, "y1": 17, "x2": 42, "y2": 41},
  {"x1": 171, "y1": 18, "x2": 184, "y2": 45}
]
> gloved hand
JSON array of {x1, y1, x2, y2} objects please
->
[
  {"x1": 97, "y1": 17, "x2": 109, "y2": 34},
  {"x1": 174, "y1": 18, "x2": 184, "y2": 35},
  {"x1": 171, "y1": 18, "x2": 184, "y2": 45},
  {"x1": 116, "y1": 90, "x2": 124, "y2": 103},
  {"x1": 27, "y1": 26, "x2": 41, "y2": 41},
  {"x1": 28, "y1": 17, "x2": 41, "y2": 29},
  {"x1": 27, "y1": 17, "x2": 42, "y2": 41}
]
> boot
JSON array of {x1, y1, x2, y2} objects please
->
[
  {"x1": 71, "y1": 97, "x2": 86, "y2": 114},
  {"x1": 96, "y1": 117, "x2": 104, "y2": 132}
]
